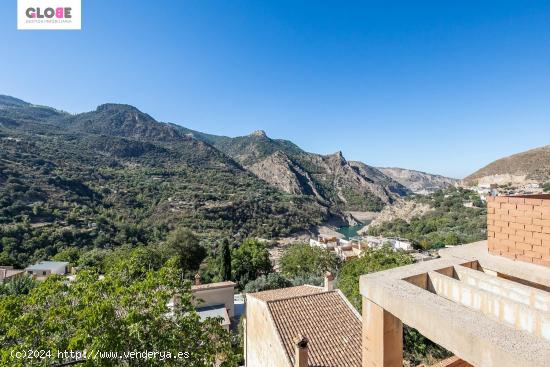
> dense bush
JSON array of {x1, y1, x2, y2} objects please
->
[
  {"x1": 243, "y1": 273, "x2": 293, "y2": 293},
  {"x1": 0, "y1": 251, "x2": 238, "y2": 366},
  {"x1": 279, "y1": 243, "x2": 341, "y2": 278},
  {"x1": 231, "y1": 239, "x2": 273, "y2": 288},
  {"x1": 0, "y1": 275, "x2": 37, "y2": 296},
  {"x1": 337, "y1": 246, "x2": 413, "y2": 310}
]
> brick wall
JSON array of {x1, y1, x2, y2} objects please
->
[{"x1": 487, "y1": 195, "x2": 550, "y2": 267}]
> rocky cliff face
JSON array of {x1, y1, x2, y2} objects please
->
[
  {"x1": 359, "y1": 199, "x2": 433, "y2": 234},
  {"x1": 298, "y1": 152, "x2": 409, "y2": 211},
  {"x1": 378, "y1": 167, "x2": 458, "y2": 193},
  {"x1": 230, "y1": 136, "x2": 411, "y2": 212},
  {"x1": 248, "y1": 151, "x2": 322, "y2": 198}
]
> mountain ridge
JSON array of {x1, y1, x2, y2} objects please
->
[
  {"x1": 464, "y1": 145, "x2": 550, "y2": 185},
  {"x1": 0, "y1": 94, "x2": 413, "y2": 213},
  {"x1": 0, "y1": 94, "x2": 467, "y2": 266}
]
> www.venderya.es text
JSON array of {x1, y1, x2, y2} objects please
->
[{"x1": 11, "y1": 349, "x2": 190, "y2": 361}]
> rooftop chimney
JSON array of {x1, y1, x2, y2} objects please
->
[
  {"x1": 293, "y1": 335, "x2": 308, "y2": 367},
  {"x1": 324, "y1": 271, "x2": 334, "y2": 291},
  {"x1": 194, "y1": 273, "x2": 201, "y2": 285}
]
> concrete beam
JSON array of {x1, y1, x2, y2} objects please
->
[
  {"x1": 360, "y1": 255, "x2": 550, "y2": 367},
  {"x1": 439, "y1": 241, "x2": 550, "y2": 290},
  {"x1": 453, "y1": 265, "x2": 550, "y2": 312},
  {"x1": 428, "y1": 271, "x2": 550, "y2": 341}
]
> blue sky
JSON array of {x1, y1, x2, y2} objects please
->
[{"x1": 2, "y1": 1, "x2": 550, "y2": 178}]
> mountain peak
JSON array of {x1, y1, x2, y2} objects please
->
[
  {"x1": 0, "y1": 95, "x2": 30, "y2": 108},
  {"x1": 329, "y1": 150, "x2": 345, "y2": 160},
  {"x1": 96, "y1": 103, "x2": 143, "y2": 113},
  {"x1": 250, "y1": 130, "x2": 267, "y2": 138}
]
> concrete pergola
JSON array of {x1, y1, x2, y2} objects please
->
[{"x1": 360, "y1": 241, "x2": 550, "y2": 367}]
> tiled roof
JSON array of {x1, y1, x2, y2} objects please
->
[
  {"x1": 266, "y1": 289, "x2": 362, "y2": 367},
  {"x1": 248, "y1": 285, "x2": 324, "y2": 302}
]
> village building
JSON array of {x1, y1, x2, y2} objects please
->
[
  {"x1": 310, "y1": 233, "x2": 414, "y2": 262},
  {"x1": 191, "y1": 276, "x2": 237, "y2": 331},
  {"x1": 362, "y1": 236, "x2": 414, "y2": 252},
  {"x1": 308, "y1": 234, "x2": 340, "y2": 250},
  {"x1": 25, "y1": 261, "x2": 69, "y2": 279},
  {"x1": 0, "y1": 266, "x2": 25, "y2": 283},
  {"x1": 245, "y1": 273, "x2": 362, "y2": 367}
]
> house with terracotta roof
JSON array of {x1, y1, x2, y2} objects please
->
[{"x1": 244, "y1": 273, "x2": 362, "y2": 367}]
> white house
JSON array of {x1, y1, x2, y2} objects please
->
[
  {"x1": 389, "y1": 237, "x2": 414, "y2": 252},
  {"x1": 191, "y1": 279, "x2": 236, "y2": 331},
  {"x1": 363, "y1": 236, "x2": 414, "y2": 252},
  {"x1": 25, "y1": 261, "x2": 69, "y2": 278}
]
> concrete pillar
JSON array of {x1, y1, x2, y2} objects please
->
[{"x1": 362, "y1": 297, "x2": 403, "y2": 367}]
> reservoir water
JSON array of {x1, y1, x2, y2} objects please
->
[{"x1": 337, "y1": 222, "x2": 370, "y2": 239}]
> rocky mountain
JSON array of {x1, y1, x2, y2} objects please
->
[
  {"x1": 187, "y1": 130, "x2": 410, "y2": 212},
  {"x1": 0, "y1": 93, "x2": 410, "y2": 233},
  {"x1": 0, "y1": 96, "x2": 340, "y2": 266},
  {"x1": 15, "y1": 97, "x2": 409, "y2": 212},
  {"x1": 72, "y1": 103, "x2": 410, "y2": 211},
  {"x1": 60, "y1": 103, "x2": 186, "y2": 142},
  {"x1": 464, "y1": 145, "x2": 550, "y2": 186},
  {"x1": 378, "y1": 167, "x2": 458, "y2": 193},
  {"x1": 0, "y1": 95, "x2": 411, "y2": 224}
]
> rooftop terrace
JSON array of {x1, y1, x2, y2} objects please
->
[{"x1": 360, "y1": 240, "x2": 550, "y2": 367}]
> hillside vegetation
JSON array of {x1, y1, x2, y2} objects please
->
[
  {"x1": 367, "y1": 187, "x2": 487, "y2": 249},
  {"x1": 0, "y1": 101, "x2": 330, "y2": 267},
  {"x1": 0, "y1": 95, "x2": 444, "y2": 267}
]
